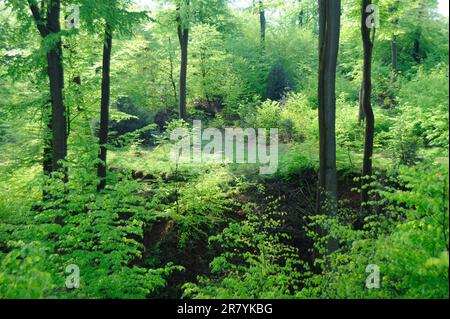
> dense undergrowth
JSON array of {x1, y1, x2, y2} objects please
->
[
  {"x1": 1, "y1": 94, "x2": 448, "y2": 298},
  {"x1": 1, "y1": 0, "x2": 449, "y2": 299}
]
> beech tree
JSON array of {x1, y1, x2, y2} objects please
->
[
  {"x1": 79, "y1": 0, "x2": 147, "y2": 191},
  {"x1": 317, "y1": 0, "x2": 341, "y2": 214},
  {"x1": 360, "y1": 0, "x2": 376, "y2": 211},
  {"x1": 159, "y1": 0, "x2": 228, "y2": 120},
  {"x1": 177, "y1": 0, "x2": 190, "y2": 120},
  {"x1": 97, "y1": 23, "x2": 113, "y2": 191},
  {"x1": 27, "y1": 0, "x2": 67, "y2": 176},
  {"x1": 258, "y1": 0, "x2": 266, "y2": 46}
]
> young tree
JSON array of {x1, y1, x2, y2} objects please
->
[
  {"x1": 168, "y1": 37, "x2": 179, "y2": 106},
  {"x1": 360, "y1": 0, "x2": 376, "y2": 212},
  {"x1": 177, "y1": 0, "x2": 190, "y2": 120},
  {"x1": 317, "y1": 0, "x2": 341, "y2": 214},
  {"x1": 159, "y1": 0, "x2": 228, "y2": 120},
  {"x1": 97, "y1": 22, "x2": 113, "y2": 191},
  {"x1": 190, "y1": 24, "x2": 229, "y2": 104},
  {"x1": 389, "y1": 1, "x2": 399, "y2": 84},
  {"x1": 79, "y1": 0, "x2": 147, "y2": 191}
]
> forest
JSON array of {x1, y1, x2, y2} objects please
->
[{"x1": 0, "y1": 0, "x2": 448, "y2": 299}]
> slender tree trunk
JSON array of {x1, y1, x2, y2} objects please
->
[
  {"x1": 259, "y1": 0, "x2": 266, "y2": 46},
  {"x1": 317, "y1": 0, "x2": 340, "y2": 215},
  {"x1": 387, "y1": 35, "x2": 398, "y2": 109},
  {"x1": 361, "y1": 0, "x2": 375, "y2": 213},
  {"x1": 391, "y1": 36, "x2": 398, "y2": 82},
  {"x1": 67, "y1": 73, "x2": 82, "y2": 136},
  {"x1": 178, "y1": 23, "x2": 189, "y2": 121},
  {"x1": 389, "y1": 1, "x2": 399, "y2": 85},
  {"x1": 97, "y1": 23, "x2": 113, "y2": 192},
  {"x1": 387, "y1": 0, "x2": 399, "y2": 109},
  {"x1": 168, "y1": 38, "x2": 178, "y2": 106}
]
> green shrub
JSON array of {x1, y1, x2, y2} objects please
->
[
  {"x1": 397, "y1": 65, "x2": 449, "y2": 148},
  {"x1": 0, "y1": 243, "x2": 55, "y2": 299},
  {"x1": 280, "y1": 93, "x2": 318, "y2": 143},
  {"x1": 183, "y1": 195, "x2": 304, "y2": 299},
  {"x1": 255, "y1": 100, "x2": 282, "y2": 130},
  {"x1": 299, "y1": 163, "x2": 449, "y2": 299},
  {"x1": 388, "y1": 118, "x2": 422, "y2": 166},
  {"x1": 277, "y1": 144, "x2": 317, "y2": 180},
  {"x1": 264, "y1": 62, "x2": 292, "y2": 101}
]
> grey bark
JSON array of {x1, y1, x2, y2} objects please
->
[
  {"x1": 317, "y1": 0, "x2": 341, "y2": 214},
  {"x1": 29, "y1": 0, "x2": 68, "y2": 177}
]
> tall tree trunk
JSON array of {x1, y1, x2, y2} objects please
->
[
  {"x1": 29, "y1": 0, "x2": 67, "y2": 197},
  {"x1": 97, "y1": 23, "x2": 113, "y2": 192},
  {"x1": 387, "y1": 0, "x2": 399, "y2": 109},
  {"x1": 389, "y1": 1, "x2": 399, "y2": 84},
  {"x1": 361, "y1": 0, "x2": 375, "y2": 213},
  {"x1": 45, "y1": 0, "x2": 67, "y2": 175},
  {"x1": 177, "y1": 18, "x2": 189, "y2": 121},
  {"x1": 387, "y1": 35, "x2": 398, "y2": 108},
  {"x1": 317, "y1": 0, "x2": 340, "y2": 215},
  {"x1": 259, "y1": 1, "x2": 266, "y2": 46}
]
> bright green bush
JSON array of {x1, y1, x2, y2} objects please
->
[
  {"x1": 277, "y1": 144, "x2": 317, "y2": 180},
  {"x1": 299, "y1": 163, "x2": 449, "y2": 299},
  {"x1": 255, "y1": 100, "x2": 282, "y2": 130},
  {"x1": 387, "y1": 117, "x2": 422, "y2": 166},
  {"x1": 0, "y1": 160, "x2": 179, "y2": 299},
  {"x1": 0, "y1": 243, "x2": 55, "y2": 299},
  {"x1": 160, "y1": 168, "x2": 237, "y2": 248},
  {"x1": 280, "y1": 93, "x2": 318, "y2": 143},
  {"x1": 183, "y1": 195, "x2": 304, "y2": 299},
  {"x1": 397, "y1": 65, "x2": 449, "y2": 148}
]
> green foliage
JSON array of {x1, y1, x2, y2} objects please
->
[
  {"x1": 159, "y1": 168, "x2": 237, "y2": 248},
  {"x1": 264, "y1": 61, "x2": 292, "y2": 101},
  {"x1": 280, "y1": 93, "x2": 318, "y2": 143},
  {"x1": 254, "y1": 100, "x2": 282, "y2": 130},
  {"x1": 183, "y1": 195, "x2": 304, "y2": 299},
  {"x1": 0, "y1": 243, "x2": 55, "y2": 299},
  {"x1": 336, "y1": 101, "x2": 364, "y2": 156},
  {"x1": 300, "y1": 163, "x2": 449, "y2": 299},
  {"x1": 244, "y1": 93, "x2": 318, "y2": 144},
  {"x1": 397, "y1": 65, "x2": 449, "y2": 148},
  {"x1": 277, "y1": 144, "x2": 317, "y2": 180},
  {"x1": 387, "y1": 117, "x2": 422, "y2": 166},
  {"x1": 1, "y1": 0, "x2": 448, "y2": 300},
  {"x1": 0, "y1": 137, "x2": 179, "y2": 298},
  {"x1": 189, "y1": 23, "x2": 245, "y2": 107}
]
